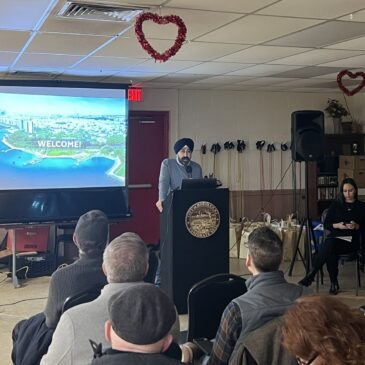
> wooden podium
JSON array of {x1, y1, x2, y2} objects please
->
[{"x1": 160, "y1": 187, "x2": 229, "y2": 313}]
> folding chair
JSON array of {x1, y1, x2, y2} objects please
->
[{"x1": 186, "y1": 273, "x2": 247, "y2": 342}]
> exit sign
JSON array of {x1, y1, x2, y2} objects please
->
[{"x1": 128, "y1": 88, "x2": 142, "y2": 102}]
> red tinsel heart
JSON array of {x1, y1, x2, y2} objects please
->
[
  {"x1": 337, "y1": 69, "x2": 365, "y2": 96},
  {"x1": 135, "y1": 12, "x2": 187, "y2": 62}
]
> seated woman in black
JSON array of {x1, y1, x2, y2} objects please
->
[{"x1": 299, "y1": 177, "x2": 365, "y2": 294}]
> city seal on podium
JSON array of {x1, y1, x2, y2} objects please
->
[{"x1": 185, "y1": 201, "x2": 220, "y2": 238}]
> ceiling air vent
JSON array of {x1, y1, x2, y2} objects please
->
[{"x1": 58, "y1": 1, "x2": 148, "y2": 22}]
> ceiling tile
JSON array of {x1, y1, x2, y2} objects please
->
[
  {"x1": 0, "y1": 52, "x2": 19, "y2": 67},
  {"x1": 108, "y1": 71, "x2": 167, "y2": 82},
  {"x1": 151, "y1": 73, "x2": 211, "y2": 83},
  {"x1": 172, "y1": 42, "x2": 250, "y2": 61},
  {"x1": 218, "y1": 84, "x2": 258, "y2": 91},
  {"x1": 141, "y1": 82, "x2": 183, "y2": 88},
  {"x1": 191, "y1": 75, "x2": 252, "y2": 84},
  {"x1": 127, "y1": 59, "x2": 202, "y2": 73},
  {"x1": 313, "y1": 72, "x2": 341, "y2": 79},
  {"x1": 26, "y1": 33, "x2": 112, "y2": 55},
  {"x1": 236, "y1": 77, "x2": 299, "y2": 86},
  {"x1": 140, "y1": 8, "x2": 241, "y2": 40},
  {"x1": 266, "y1": 21, "x2": 365, "y2": 47},
  {"x1": 215, "y1": 45, "x2": 308, "y2": 63},
  {"x1": 196, "y1": 15, "x2": 321, "y2": 44},
  {"x1": 338, "y1": 9, "x2": 365, "y2": 22},
  {"x1": 325, "y1": 35, "x2": 365, "y2": 51},
  {"x1": 272, "y1": 66, "x2": 343, "y2": 78},
  {"x1": 95, "y1": 36, "x2": 165, "y2": 58},
  {"x1": 76, "y1": 56, "x2": 147, "y2": 70},
  {"x1": 176, "y1": 62, "x2": 252, "y2": 75},
  {"x1": 275, "y1": 78, "x2": 336, "y2": 87},
  {"x1": 257, "y1": 0, "x2": 365, "y2": 19},
  {"x1": 319, "y1": 54, "x2": 365, "y2": 67},
  {"x1": 16, "y1": 53, "x2": 81, "y2": 68},
  {"x1": 165, "y1": 0, "x2": 278, "y2": 13},
  {"x1": 226, "y1": 64, "x2": 302, "y2": 77},
  {"x1": 269, "y1": 49, "x2": 365, "y2": 66},
  {"x1": 0, "y1": 30, "x2": 30, "y2": 52},
  {"x1": 312, "y1": 79, "x2": 359, "y2": 88},
  {"x1": 0, "y1": 0, "x2": 53, "y2": 31}
]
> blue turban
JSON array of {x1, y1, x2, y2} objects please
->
[{"x1": 174, "y1": 138, "x2": 194, "y2": 154}]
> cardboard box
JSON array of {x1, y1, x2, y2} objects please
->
[
  {"x1": 339, "y1": 155, "x2": 365, "y2": 170},
  {"x1": 338, "y1": 168, "x2": 365, "y2": 188},
  {"x1": 7, "y1": 226, "x2": 49, "y2": 253}
]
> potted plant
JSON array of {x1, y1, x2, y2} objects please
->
[
  {"x1": 324, "y1": 99, "x2": 350, "y2": 133},
  {"x1": 324, "y1": 99, "x2": 348, "y2": 119}
]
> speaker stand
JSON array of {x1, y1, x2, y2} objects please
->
[{"x1": 288, "y1": 161, "x2": 318, "y2": 276}]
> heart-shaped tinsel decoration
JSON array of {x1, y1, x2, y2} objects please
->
[
  {"x1": 337, "y1": 69, "x2": 365, "y2": 96},
  {"x1": 135, "y1": 12, "x2": 187, "y2": 62}
]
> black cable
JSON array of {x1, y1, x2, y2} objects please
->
[{"x1": 0, "y1": 297, "x2": 47, "y2": 307}]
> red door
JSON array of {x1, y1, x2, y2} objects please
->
[{"x1": 110, "y1": 111, "x2": 169, "y2": 244}]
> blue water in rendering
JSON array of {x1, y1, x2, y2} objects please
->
[{"x1": 0, "y1": 127, "x2": 124, "y2": 190}]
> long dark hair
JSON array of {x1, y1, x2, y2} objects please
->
[{"x1": 338, "y1": 177, "x2": 358, "y2": 204}]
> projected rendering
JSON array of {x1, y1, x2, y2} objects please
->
[{"x1": 0, "y1": 91, "x2": 127, "y2": 190}]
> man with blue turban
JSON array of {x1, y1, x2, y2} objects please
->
[{"x1": 156, "y1": 138, "x2": 202, "y2": 212}]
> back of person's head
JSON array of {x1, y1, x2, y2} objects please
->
[
  {"x1": 282, "y1": 295, "x2": 365, "y2": 365},
  {"x1": 338, "y1": 177, "x2": 358, "y2": 204},
  {"x1": 74, "y1": 210, "x2": 109, "y2": 257},
  {"x1": 103, "y1": 234, "x2": 148, "y2": 283},
  {"x1": 247, "y1": 227, "x2": 283, "y2": 272},
  {"x1": 107, "y1": 283, "x2": 176, "y2": 347}
]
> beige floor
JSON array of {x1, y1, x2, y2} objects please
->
[{"x1": 1, "y1": 259, "x2": 364, "y2": 365}]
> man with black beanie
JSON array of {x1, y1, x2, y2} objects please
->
[{"x1": 156, "y1": 137, "x2": 202, "y2": 212}]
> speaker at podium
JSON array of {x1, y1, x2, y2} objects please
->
[{"x1": 160, "y1": 180, "x2": 229, "y2": 313}]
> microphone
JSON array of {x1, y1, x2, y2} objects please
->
[{"x1": 185, "y1": 165, "x2": 192, "y2": 178}]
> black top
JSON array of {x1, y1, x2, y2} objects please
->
[
  {"x1": 43, "y1": 255, "x2": 107, "y2": 328},
  {"x1": 324, "y1": 200, "x2": 365, "y2": 238},
  {"x1": 91, "y1": 349, "x2": 184, "y2": 365}
]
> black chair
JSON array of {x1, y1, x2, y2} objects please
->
[
  {"x1": 318, "y1": 208, "x2": 363, "y2": 296},
  {"x1": 62, "y1": 284, "x2": 104, "y2": 313},
  {"x1": 186, "y1": 273, "x2": 247, "y2": 343},
  {"x1": 144, "y1": 246, "x2": 160, "y2": 284}
]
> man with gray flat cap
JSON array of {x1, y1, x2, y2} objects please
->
[
  {"x1": 156, "y1": 137, "x2": 202, "y2": 213},
  {"x1": 91, "y1": 283, "x2": 184, "y2": 364}
]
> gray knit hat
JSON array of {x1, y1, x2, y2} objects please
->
[
  {"x1": 108, "y1": 283, "x2": 176, "y2": 345},
  {"x1": 74, "y1": 210, "x2": 109, "y2": 256}
]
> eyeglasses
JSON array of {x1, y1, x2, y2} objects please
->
[{"x1": 296, "y1": 354, "x2": 318, "y2": 365}]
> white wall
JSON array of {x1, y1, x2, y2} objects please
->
[{"x1": 131, "y1": 89, "x2": 365, "y2": 191}]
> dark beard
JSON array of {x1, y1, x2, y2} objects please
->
[{"x1": 179, "y1": 156, "x2": 190, "y2": 165}]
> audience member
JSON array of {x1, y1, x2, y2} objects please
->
[
  {"x1": 41, "y1": 233, "x2": 180, "y2": 365},
  {"x1": 45, "y1": 209, "x2": 109, "y2": 328},
  {"x1": 282, "y1": 295, "x2": 365, "y2": 365},
  {"x1": 12, "y1": 209, "x2": 109, "y2": 365},
  {"x1": 91, "y1": 283, "x2": 184, "y2": 364},
  {"x1": 208, "y1": 227, "x2": 309, "y2": 365},
  {"x1": 299, "y1": 177, "x2": 365, "y2": 294}
]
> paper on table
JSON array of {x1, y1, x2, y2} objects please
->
[{"x1": 336, "y1": 236, "x2": 352, "y2": 242}]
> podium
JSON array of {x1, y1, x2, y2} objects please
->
[{"x1": 160, "y1": 188, "x2": 229, "y2": 313}]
